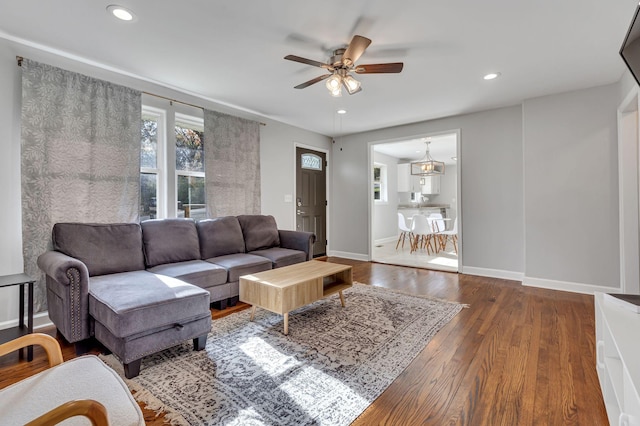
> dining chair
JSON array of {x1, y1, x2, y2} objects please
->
[
  {"x1": 396, "y1": 212, "x2": 413, "y2": 250},
  {"x1": 410, "y1": 214, "x2": 436, "y2": 254},
  {"x1": 440, "y1": 217, "x2": 458, "y2": 254},
  {"x1": 428, "y1": 212, "x2": 446, "y2": 251}
]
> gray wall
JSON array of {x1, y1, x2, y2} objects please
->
[
  {"x1": 332, "y1": 106, "x2": 525, "y2": 274},
  {"x1": 0, "y1": 37, "x2": 330, "y2": 325},
  {"x1": 523, "y1": 83, "x2": 619, "y2": 288},
  {"x1": 431, "y1": 164, "x2": 458, "y2": 221},
  {"x1": 372, "y1": 151, "x2": 399, "y2": 242}
]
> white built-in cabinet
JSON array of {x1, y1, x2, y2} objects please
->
[
  {"x1": 421, "y1": 176, "x2": 440, "y2": 195},
  {"x1": 594, "y1": 292, "x2": 640, "y2": 425},
  {"x1": 397, "y1": 163, "x2": 440, "y2": 194},
  {"x1": 397, "y1": 163, "x2": 420, "y2": 192}
]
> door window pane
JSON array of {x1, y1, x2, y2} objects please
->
[{"x1": 177, "y1": 175, "x2": 206, "y2": 220}]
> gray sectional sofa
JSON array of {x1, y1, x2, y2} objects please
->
[{"x1": 37, "y1": 214, "x2": 315, "y2": 378}]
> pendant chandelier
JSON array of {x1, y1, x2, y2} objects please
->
[{"x1": 411, "y1": 140, "x2": 445, "y2": 176}]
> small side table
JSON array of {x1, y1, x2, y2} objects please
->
[{"x1": 0, "y1": 273, "x2": 35, "y2": 361}]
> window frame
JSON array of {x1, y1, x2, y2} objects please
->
[
  {"x1": 373, "y1": 162, "x2": 388, "y2": 204},
  {"x1": 140, "y1": 106, "x2": 167, "y2": 219},
  {"x1": 174, "y1": 113, "x2": 205, "y2": 219}
]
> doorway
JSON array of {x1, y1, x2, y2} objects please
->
[
  {"x1": 370, "y1": 132, "x2": 461, "y2": 272},
  {"x1": 296, "y1": 146, "x2": 327, "y2": 257},
  {"x1": 618, "y1": 88, "x2": 640, "y2": 294}
]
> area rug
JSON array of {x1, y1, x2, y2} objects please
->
[{"x1": 101, "y1": 283, "x2": 464, "y2": 425}]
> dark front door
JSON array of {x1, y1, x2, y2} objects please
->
[{"x1": 296, "y1": 147, "x2": 327, "y2": 257}]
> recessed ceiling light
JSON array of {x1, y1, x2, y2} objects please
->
[
  {"x1": 107, "y1": 5, "x2": 136, "y2": 21},
  {"x1": 483, "y1": 72, "x2": 501, "y2": 80},
  {"x1": 337, "y1": 109, "x2": 347, "y2": 114},
  {"x1": 451, "y1": 156, "x2": 457, "y2": 161}
]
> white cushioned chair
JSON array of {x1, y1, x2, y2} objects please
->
[{"x1": 0, "y1": 333, "x2": 144, "y2": 425}]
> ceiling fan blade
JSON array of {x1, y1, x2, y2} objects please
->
[
  {"x1": 342, "y1": 35, "x2": 372, "y2": 66},
  {"x1": 294, "y1": 74, "x2": 332, "y2": 89},
  {"x1": 284, "y1": 55, "x2": 332, "y2": 70},
  {"x1": 354, "y1": 62, "x2": 404, "y2": 74}
]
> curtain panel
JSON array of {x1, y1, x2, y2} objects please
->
[
  {"x1": 203, "y1": 110, "x2": 261, "y2": 217},
  {"x1": 21, "y1": 59, "x2": 141, "y2": 312}
]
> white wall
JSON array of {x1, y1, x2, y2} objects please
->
[
  {"x1": 372, "y1": 151, "x2": 399, "y2": 242},
  {"x1": 0, "y1": 37, "x2": 330, "y2": 326},
  {"x1": 523, "y1": 83, "x2": 620, "y2": 291},
  {"x1": 332, "y1": 106, "x2": 524, "y2": 277}
]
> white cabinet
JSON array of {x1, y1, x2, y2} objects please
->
[
  {"x1": 421, "y1": 175, "x2": 440, "y2": 194},
  {"x1": 397, "y1": 163, "x2": 411, "y2": 192},
  {"x1": 595, "y1": 292, "x2": 640, "y2": 425},
  {"x1": 397, "y1": 163, "x2": 421, "y2": 192}
]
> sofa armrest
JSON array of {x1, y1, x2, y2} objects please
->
[
  {"x1": 38, "y1": 251, "x2": 89, "y2": 286},
  {"x1": 37, "y1": 251, "x2": 91, "y2": 343},
  {"x1": 278, "y1": 230, "x2": 316, "y2": 261}
]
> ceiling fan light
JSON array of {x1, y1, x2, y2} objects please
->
[
  {"x1": 343, "y1": 75, "x2": 361, "y2": 94},
  {"x1": 330, "y1": 86, "x2": 342, "y2": 97},
  {"x1": 325, "y1": 75, "x2": 342, "y2": 91}
]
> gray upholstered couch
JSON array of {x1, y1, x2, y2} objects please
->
[{"x1": 37, "y1": 214, "x2": 315, "y2": 378}]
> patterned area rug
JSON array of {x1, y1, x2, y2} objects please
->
[{"x1": 101, "y1": 283, "x2": 463, "y2": 425}]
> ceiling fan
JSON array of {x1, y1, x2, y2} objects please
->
[{"x1": 284, "y1": 35, "x2": 404, "y2": 97}]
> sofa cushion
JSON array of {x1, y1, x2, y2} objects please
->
[
  {"x1": 205, "y1": 253, "x2": 272, "y2": 282},
  {"x1": 197, "y1": 216, "x2": 246, "y2": 259},
  {"x1": 249, "y1": 248, "x2": 307, "y2": 268},
  {"x1": 237, "y1": 215, "x2": 280, "y2": 252},
  {"x1": 53, "y1": 223, "x2": 145, "y2": 277},
  {"x1": 89, "y1": 270, "x2": 210, "y2": 338},
  {"x1": 147, "y1": 260, "x2": 228, "y2": 290},
  {"x1": 141, "y1": 219, "x2": 201, "y2": 268}
]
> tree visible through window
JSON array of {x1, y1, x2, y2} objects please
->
[
  {"x1": 175, "y1": 117, "x2": 206, "y2": 220},
  {"x1": 140, "y1": 115, "x2": 159, "y2": 220}
]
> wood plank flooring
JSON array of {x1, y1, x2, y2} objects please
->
[{"x1": 0, "y1": 258, "x2": 607, "y2": 425}]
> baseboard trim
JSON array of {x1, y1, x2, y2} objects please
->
[
  {"x1": 327, "y1": 251, "x2": 370, "y2": 261},
  {"x1": 0, "y1": 311, "x2": 53, "y2": 331},
  {"x1": 374, "y1": 236, "x2": 398, "y2": 245},
  {"x1": 462, "y1": 266, "x2": 524, "y2": 282},
  {"x1": 523, "y1": 276, "x2": 621, "y2": 295}
]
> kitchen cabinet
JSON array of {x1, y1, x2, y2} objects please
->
[
  {"x1": 397, "y1": 163, "x2": 422, "y2": 192},
  {"x1": 397, "y1": 164, "x2": 411, "y2": 192},
  {"x1": 421, "y1": 175, "x2": 440, "y2": 194}
]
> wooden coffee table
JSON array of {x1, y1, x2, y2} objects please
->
[{"x1": 239, "y1": 260, "x2": 353, "y2": 334}]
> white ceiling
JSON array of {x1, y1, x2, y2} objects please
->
[
  {"x1": 0, "y1": 1, "x2": 637, "y2": 137},
  {"x1": 374, "y1": 133, "x2": 457, "y2": 163}
]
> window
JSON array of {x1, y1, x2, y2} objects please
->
[
  {"x1": 140, "y1": 107, "x2": 165, "y2": 221},
  {"x1": 140, "y1": 105, "x2": 205, "y2": 221},
  {"x1": 373, "y1": 163, "x2": 388, "y2": 203},
  {"x1": 175, "y1": 114, "x2": 206, "y2": 220}
]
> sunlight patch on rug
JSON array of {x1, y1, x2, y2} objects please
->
[{"x1": 101, "y1": 283, "x2": 463, "y2": 425}]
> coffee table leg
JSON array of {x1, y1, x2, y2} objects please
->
[
  {"x1": 250, "y1": 306, "x2": 256, "y2": 321},
  {"x1": 339, "y1": 290, "x2": 346, "y2": 307},
  {"x1": 283, "y1": 312, "x2": 289, "y2": 335}
]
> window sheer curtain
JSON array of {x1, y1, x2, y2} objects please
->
[
  {"x1": 21, "y1": 59, "x2": 141, "y2": 312},
  {"x1": 203, "y1": 110, "x2": 260, "y2": 217}
]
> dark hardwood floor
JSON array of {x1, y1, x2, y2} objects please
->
[{"x1": 0, "y1": 258, "x2": 607, "y2": 425}]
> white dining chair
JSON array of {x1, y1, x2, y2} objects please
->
[
  {"x1": 410, "y1": 214, "x2": 436, "y2": 254},
  {"x1": 396, "y1": 212, "x2": 413, "y2": 249},
  {"x1": 440, "y1": 217, "x2": 458, "y2": 254},
  {"x1": 428, "y1": 212, "x2": 446, "y2": 252}
]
